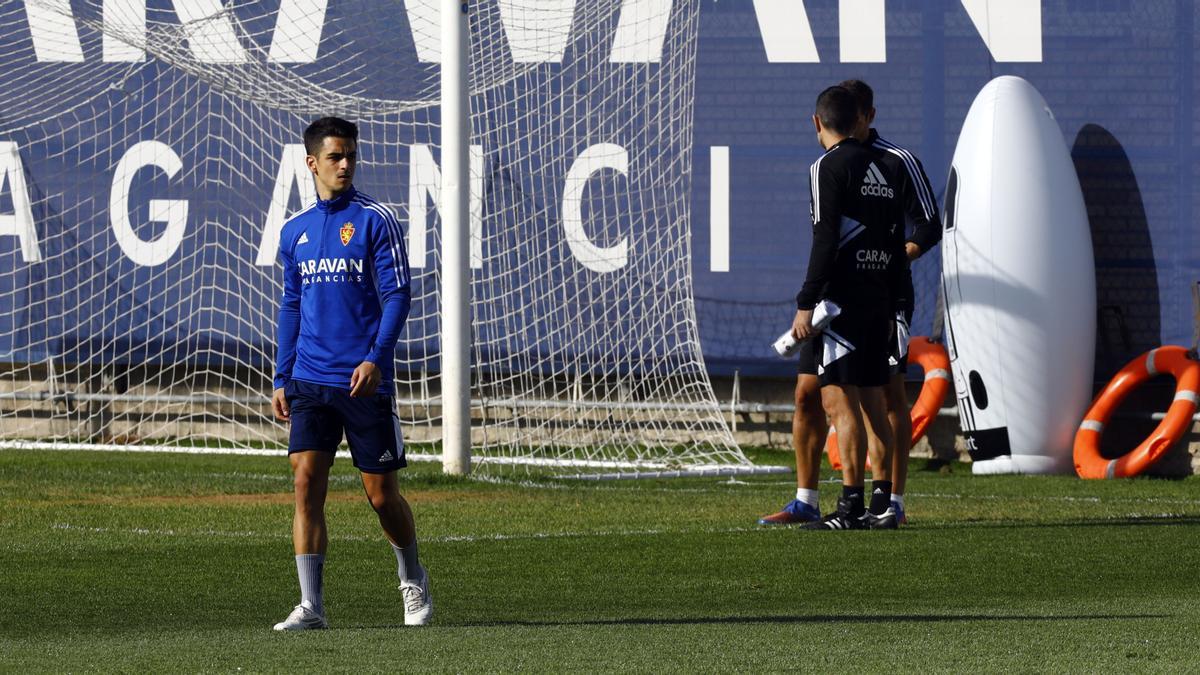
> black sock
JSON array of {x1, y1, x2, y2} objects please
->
[
  {"x1": 841, "y1": 484, "x2": 865, "y2": 517},
  {"x1": 869, "y1": 480, "x2": 893, "y2": 515}
]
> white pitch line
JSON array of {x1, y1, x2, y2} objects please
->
[
  {"x1": 906, "y1": 492, "x2": 1200, "y2": 507},
  {"x1": 47, "y1": 522, "x2": 769, "y2": 546},
  {"x1": 484, "y1": 477, "x2": 1200, "y2": 506}
]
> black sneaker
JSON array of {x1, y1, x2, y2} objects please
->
[
  {"x1": 800, "y1": 498, "x2": 867, "y2": 530},
  {"x1": 865, "y1": 507, "x2": 899, "y2": 530}
]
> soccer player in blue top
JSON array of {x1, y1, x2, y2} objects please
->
[{"x1": 270, "y1": 116, "x2": 431, "y2": 630}]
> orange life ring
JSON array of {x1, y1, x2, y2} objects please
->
[
  {"x1": 826, "y1": 337, "x2": 952, "y2": 471},
  {"x1": 1074, "y1": 346, "x2": 1200, "y2": 479}
]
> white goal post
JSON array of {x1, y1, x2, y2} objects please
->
[{"x1": 0, "y1": 0, "x2": 785, "y2": 478}]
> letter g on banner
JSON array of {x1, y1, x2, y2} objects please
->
[{"x1": 110, "y1": 141, "x2": 188, "y2": 266}]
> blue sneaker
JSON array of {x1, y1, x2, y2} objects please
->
[
  {"x1": 758, "y1": 499, "x2": 822, "y2": 525},
  {"x1": 890, "y1": 500, "x2": 907, "y2": 525}
]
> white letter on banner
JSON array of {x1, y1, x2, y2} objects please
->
[
  {"x1": 609, "y1": 0, "x2": 672, "y2": 64},
  {"x1": 103, "y1": 0, "x2": 146, "y2": 62},
  {"x1": 562, "y1": 143, "x2": 628, "y2": 273},
  {"x1": 408, "y1": 144, "x2": 484, "y2": 269},
  {"x1": 709, "y1": 146, "x2": 729, "y2": 273},
  {"x1": 839, "y1": 0, "x2": 885, "y2": 63},
  {"x1": 24, "y1": 0, "x2": 84, "y2": 62},
  {"x1": 171, "y1": 0, "x2": 249, "y2": 63},
  {"x1": 497, "y1": 0, "x2": 576, "y2": 63},
  {"x1": 405, "y1": 0, "x2": 576, "y2": 64},
  {"x1": 257, "y1": 144, "x2": 316, "y2": 266},
  {"x1": 269, "y1": 0, "x2": 327, "y2": 63},
  {"x1": 110, "y1": 141, "x2": 189, "y2": 267},
  {"x1": 961, "y1": 0, "x2": 1042, "y2": 62},
  {"x1": 0, "y1": 142, "x2": 43, "y2": 262},
  {"x1": 752, "y1": 0, "x2": 819, "y2": 63},
  {"x1": 402, "y1": 0, "x2": 440, "y2": 63}
]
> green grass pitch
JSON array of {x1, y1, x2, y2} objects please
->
[{"x1": 2, "y1": 446, "x2": 1198, "y2": 672}]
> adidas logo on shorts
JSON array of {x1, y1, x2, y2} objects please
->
[{"x1": 379, "y1": 450, "x2": 394, "y2": 462}]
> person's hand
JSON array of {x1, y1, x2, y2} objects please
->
[
  {"x1": 792, "y1": 309, "x2": 816, "y2": 341},
  {"x1": 272, "y1": 387, "x2": 290, "y2": 422},
  {"x1": 349, "y1": 361, "x2": 381, "y2": 397},
  {"x1": 905, "y1": 242, "x2": 922, "y2": 261}
]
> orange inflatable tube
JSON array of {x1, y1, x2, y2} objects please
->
[
  {"x1": 826, "y1": 337, "x2": 951, "y2": 471},
  {"x1": 1074, "y1": 346, "x2": 1200, "y2": 479}
]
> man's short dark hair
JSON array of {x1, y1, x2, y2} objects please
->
[
  {"x1": 814, "y1": 86, "x2": 859, "y2": 136},
  {"x1": 838, "y1": 79, "x2": 874, "y2": 116},
  {"x1": 304, "y1": 116, "x2": 358, "y2": 155}
]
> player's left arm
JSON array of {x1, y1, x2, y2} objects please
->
[
  {"x1": 888, "y1": 197, "x2": 910, "y2": 317},
  {"x1": 351, "y1": 206, "x2": 413, "y2": 397},
  {"x1": 898, "y1": 150, "x2": 941, "y2": 260}
]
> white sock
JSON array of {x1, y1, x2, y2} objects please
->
[
  {"x1": 296, "y1": 554, "x2": 325, "y2": 615},
  {"x1": 391, "y1": 541, "x2": 424, "y2": 584},
  {"x1": 892, "y1": 493, "x2": 905, "y2": 509},
  {"x1": 795, "y1": 488, "x2": 819, "y2": 507}
]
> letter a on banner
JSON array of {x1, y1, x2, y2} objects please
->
[
  {"x1": 0, "y1": 142, "x2": 42, "y2": 262},
  {"x1": 258, "y1": 144, "x2": 316, "y2": 266}
]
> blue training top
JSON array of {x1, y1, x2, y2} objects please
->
[{"x1": 273, "y1": 186, "x2": 412, "y2": 394}]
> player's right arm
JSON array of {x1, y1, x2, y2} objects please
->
[
  {"x1": 795, "y1": 155, "x2": 843, "y2": 325},
  {"x1": 898, "y1": 150, "x2": 940, "y2": 260},
  {"x1": 272, "y1": 232, "x2": 302, "y2": 421}
]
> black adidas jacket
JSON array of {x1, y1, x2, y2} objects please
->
[
  {"x1": 796, "y1": 137, "x2": 907, "y2": 314},
  {"x1": 865, "y1": 129, "x2": 941, "y2": 316}
]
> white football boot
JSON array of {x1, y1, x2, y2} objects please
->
[
  {"x1": 400, "y1": 571, "x2": 433, "y2": 626},
  {"x1": 272, "y1": 603, "x2": 328, "y2": 631}
]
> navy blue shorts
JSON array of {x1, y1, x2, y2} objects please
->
[{"x1": 284, "y1": 379, "x2": 407, "y2": 474}]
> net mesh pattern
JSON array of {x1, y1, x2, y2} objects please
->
[{"x1": 0, "y1": 0, "x2": 755, "y2": 475}]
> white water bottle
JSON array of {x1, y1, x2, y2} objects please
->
[{"x1": 773, "y1": 300, "x2": 842, "y2": 358}]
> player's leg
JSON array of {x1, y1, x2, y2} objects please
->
[
  {"x1": 274, "y1": 381, "x2": 340, "y2": 631},
  {"x1": 803, "y1": 382, "x2": 867, "y2": 529},
  {"x1": 360, "y1": 470, "x2": 423, "y2": 580},
  {"x1": 885, "y1": 372, "x2": 912, "y2": 523},
  {"x1": 793, "y1": 374, "x2": 826, "y2": 495},
  {"x1": 858, "y1": 310, "x2": 902, "y2": 529},
  {"x1": 861, "y1": 384, "x2": 899, "y2": 528},
  {"x1": 886, "y1": 307, "x2": 913, "y2": 523},
  {"x1": 758, "y1": 371, "x2": 824, "y2": 524},
  {"x1": 292, "y1": 450, "x2": 334, "y2": 555},
  {"x1": 283, "y1": 450, "x2": 334, "y2": 628},
  {"x1": 343, "y1": 391, "x2": 433, "y2": 626}
]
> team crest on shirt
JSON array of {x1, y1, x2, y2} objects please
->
[{"x1": 339, "y1": 222, "x2": 355, "y2": 246}]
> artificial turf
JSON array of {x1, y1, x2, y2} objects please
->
[{"x1": 1, "y1": 447, "x2": 1197, "y2": 672}]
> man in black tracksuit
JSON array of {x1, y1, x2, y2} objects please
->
[
  {"x1": 842, "y1": 79, "x2": 942, "y2": 525},
  {"x1": 792, "y1": 86, "x2": 907, "y2": 530}
]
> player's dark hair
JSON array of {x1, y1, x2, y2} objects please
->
[
  {"x1": 304, "y1": 116, "x2": 358, "y2": 155},
  {"x1": 838, "y1": 79, "x2": 874, "y2": 116},
  {"x1": 814, "y1": 86, "x2": 858, "y2": 136}
]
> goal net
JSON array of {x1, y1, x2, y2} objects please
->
[{"x1": 0, "y1": 0, "x2": 773, "y2": 477}]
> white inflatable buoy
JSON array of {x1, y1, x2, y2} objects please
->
[{"x1": 941, "y1": 76, "x2": 1096, "y2": 475}]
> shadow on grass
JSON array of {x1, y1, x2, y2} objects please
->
[
  {"x1": 914, "y1": 515, "x2": 1200, "y2": 530},
  {"x1": 344, "y1": 612, "x2": 1167, "y2": 630}
]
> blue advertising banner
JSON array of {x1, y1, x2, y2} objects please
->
[
  {"x1": 0, "y1": 1, "x2": 1194, "y2": 382},
  {"x1": 692, "y1": 1, "x2": 1197, "y2": 378}
]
